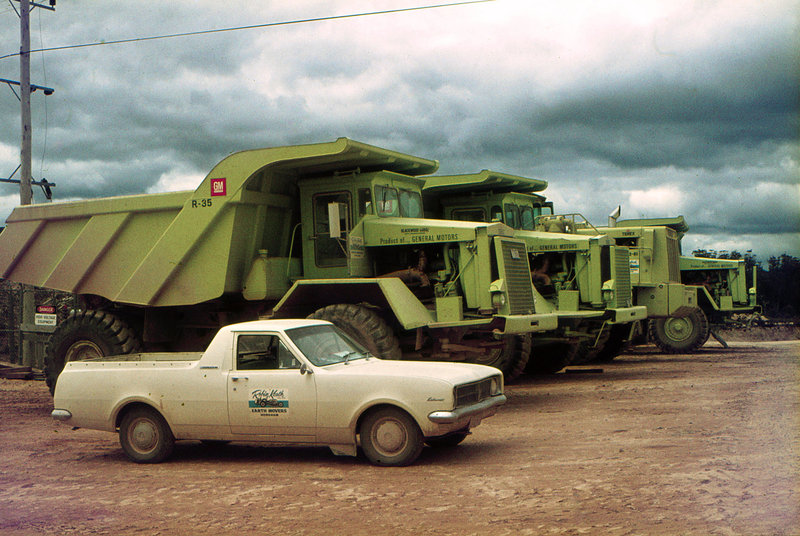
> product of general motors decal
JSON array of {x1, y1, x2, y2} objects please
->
[{"x1": 249, "y1": 389, "x2": 289, "y2": 415}]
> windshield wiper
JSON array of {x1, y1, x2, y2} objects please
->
[{"x1": 334, "y1": 350, "x2": 363, "y2": 364}]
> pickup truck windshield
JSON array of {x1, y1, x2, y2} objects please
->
[{"x1": 286, "y1": 324, "x2": 371, "y2": 366}]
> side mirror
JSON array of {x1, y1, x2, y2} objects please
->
[{"x1": 300, "y1": 363, "x2": 314, "y2": 375}]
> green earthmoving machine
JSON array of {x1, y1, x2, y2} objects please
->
[
  {"x1": 574, "y1": 214, "x2": 703, "y2": 352},
  {"x1": 0, "y1": 138, "x2": 557, "y2": 393},
  {"x1": 423, "y1": 171, "x2": 647, "y2": 374},
  {"x1": 610, "y1": 216, "x2": 760, "y2": 349}
]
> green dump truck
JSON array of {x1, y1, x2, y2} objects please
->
[
  {"x1": 0, "y1": 138, "x2": 557, "y2": 393},
  {"x1": 423, "y1": 171, "x2": 647, "y2": 374},
  {"x1": 610, "y1": 216, "x2": 759, "y2": 349}
]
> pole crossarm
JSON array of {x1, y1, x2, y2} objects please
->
[
  {"x1": 10, "y1": 0, "x2": 56, "y2": 12},
  {"x1": 0, "y1": 77, "x2": 55, "y2": 95}
]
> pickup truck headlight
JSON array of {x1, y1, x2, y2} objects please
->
[{"x1": 489, "y1": 375, "x2": 502, "y2": 396}]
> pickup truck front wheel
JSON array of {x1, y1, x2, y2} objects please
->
[
  {"x1": 360, "y1": 407, "x2": 423, "y2": 466},
  {"x1": 119, "y1": 407, "x2": 175, "y2": 463}
]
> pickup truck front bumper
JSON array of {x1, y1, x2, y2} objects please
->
[{"x1": 428, "y1": 394, "x2": 507, "y2": 425}]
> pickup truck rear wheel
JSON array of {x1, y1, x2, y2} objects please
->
[
  {"x1": 44, "y1": 310, "x2": 141, "y2": 395},
  {"x1": 360, "y1": 407, "x2": 423, "y2": 466},
  {"x1": 119, "y1": 407, "x2": 175, "y2": 463},
  {"x1": 649, "y1": 308, "x2": 710, "y2": 354},
  {"x1": 309, "y1": 304, "x2": 402, "y2": 360}
]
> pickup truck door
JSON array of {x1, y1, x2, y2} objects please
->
[{"x1": 227, "y1": 333, "x2": 317, "y2": 440}]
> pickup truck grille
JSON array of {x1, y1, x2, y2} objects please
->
[
  {"x1": 455, "y1": 377, "x2": 497, "y2": 408},
  {"x1": 498, "y1": 238, "x2": 535, "y2": 315}
]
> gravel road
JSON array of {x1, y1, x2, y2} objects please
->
[{"x1": 1, "y1": 341, "x2": 797, "y2": 536}]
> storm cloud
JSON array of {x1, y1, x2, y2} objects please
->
[{"x1": 1, "y1": 0, "x2": 798, "y2": 260}]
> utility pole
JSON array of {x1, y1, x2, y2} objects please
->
[
  {"x1": 13, "y1": 0, "x2": 56, "y2": 369},
  {"x1": 20, "y1": 0, "x2": 32, "y2": 205}
]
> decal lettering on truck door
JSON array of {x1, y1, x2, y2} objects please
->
[{"x1": 249, "y1": 389, "x2": 289, "y2": 416}]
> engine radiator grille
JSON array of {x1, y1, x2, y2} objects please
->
[
  {"x1": 498, "y1": 238, "x2": 536, "y2": 315},
  {"x1": 613, "y1": 246, "x2": 633, "y2": 307}
]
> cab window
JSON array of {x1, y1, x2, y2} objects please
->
[
  {"x1": 504, "y1": 203, "x2": 520, "y2": 229},
  {"x1": 313, "y1": 192, "x2": 350, "y2": 267},
  {"x1": 520, "y1": 206, "x2": 535, "y2": 230},
  {"x1": 375, "y1": 185, "x2": 399, "y2": 217},
  {"x1": 398, "y1": 189, "x2": 424, "y2": 218},
  {"x1": 236, "y1": 334, "x2": 301, "y2": 370},
  {"x1": 358, "y1": 188, "x2": 373, "y2": 218},
  {"x1": 451, "y1": 208, "x2": 486, "y2": 222}
]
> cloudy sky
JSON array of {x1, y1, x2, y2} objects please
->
[{"x1": 1, "y1": 0, "x2": 798, "y2": 261}]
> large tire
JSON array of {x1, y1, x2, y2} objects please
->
[
  {"x1": 44, "y1": 310, "x2": 141, "y2": 395},
  {"x1": 360, "y1": 407, "x2": 424, "y2": 466},
  {"x1": 502, "y1": 334, "x2": 532, "y2": 382},
  {"x1": 466, "y1": 334, "x2": 530, "y2": 381},
  {"x1": 119, "y1": 406, "x2": 175, "y2": 463},
  {"x1": 525, "y1": 340, "x2": 577, "y2": 374},
  {"x1": 649, "y1": 308, "x2": 710, "y2": 354},
  {"x1": 308, "y1": 304, "x2": 402, "y2": 360},
  {"x1": 592, "y1": 324, "x2": 631, "y2": 363}
]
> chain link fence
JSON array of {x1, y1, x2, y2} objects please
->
[{"x1": 0, "y1": 280, "x2": 79, "y2": 367}]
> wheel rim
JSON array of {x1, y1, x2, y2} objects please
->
[
  {"x1": 471, "y1": 347, "x2": 504, "y2": 367},
  {"x1": 65, "y1": 340, "x2": 104, "y2": 362},
  {"x1": 370, "y1": 416, "x2": 409, "y2": 457},
  {"x1": 128, "y1": 418, "x2": 159, "y2": 455},
  {"x1": 662, "y1": 317, "x2": 694, "y2": 342}
]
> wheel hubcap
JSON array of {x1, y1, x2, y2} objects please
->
[
  {"x1": 664, "y1": 317, "x2": 693, "y2": 342},
  {"x1": 373, "y1": 418, "x2": 407, "y2": 455},
  {"x1": 130, "y1": 419, "x2": 158, "y2": 453}
]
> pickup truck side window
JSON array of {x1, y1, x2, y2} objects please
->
[
  {"x1": 236, "y1": 334, "x2": 280, "y2": 370},
  {"x1": 237, "y1": 334, "x2": 302, "y2": 370}
]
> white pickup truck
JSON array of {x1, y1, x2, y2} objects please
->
[{"x1": 52, "y1": 319, "x2": 506, "y2": 466}]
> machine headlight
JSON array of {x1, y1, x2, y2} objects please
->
[{"x1": 492, "y1": 292, "x2": 507, "y2": 308}]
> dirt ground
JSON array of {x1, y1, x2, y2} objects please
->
[{"x1": 0, "y1": 340, "x2": 797, "y2": 536}]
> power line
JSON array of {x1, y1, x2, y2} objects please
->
[{"x1": 0, "y1": 1, "x2": 493, "y2": 61}]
